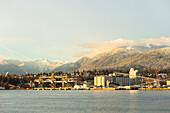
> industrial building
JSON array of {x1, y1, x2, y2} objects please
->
[
  {"x1": 33, "y1": 73, "x2": 77, "y2": 88},
  {"x1": 94, "y1": 68, "x2": 140, "y2": 87},
  {"x1": 167, "y1": 80, "x2": 170, "y2": 85}
]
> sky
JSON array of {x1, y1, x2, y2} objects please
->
[{"x1": 0, "y1": 0, "x2": 170, "y2": 61}]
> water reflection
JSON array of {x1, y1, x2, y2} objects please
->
[
  {"x1": 129, "y1": 90, "x2": 138, "y2": 95},
  {"x1": 129, "y1": 90, "x2": 138, "y2": 113}
]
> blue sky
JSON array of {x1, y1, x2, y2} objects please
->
[{"x1": 0, "y1": 0, "x2": 170, "y2": 61}]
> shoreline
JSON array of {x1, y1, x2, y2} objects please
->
[{"x1": 1, "y1": 87, "x2": 169, "y2": 91}]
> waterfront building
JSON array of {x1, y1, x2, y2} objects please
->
[
  {"x1": 33, "y1": 74, "x2": 77, "y2": 88},
  {"x1": 158, "y1": 73, "x2": 167, "y2": 78},
  {"x1": 94, "y1": 68, "x2": 140, "y2": 87},
  {"x1": 167, "y1": 80, "x2": 170, "y2": 85},
  {"x1": 94, "y1": 75, "x2": 131, "y2": 87},
  {"x1": 94, "y1": 76, "x2": 105, "y2": 87},
  {"x1": 109, "y1": 72, "x2": 129, "y2": 76},
  {"x1": 129, "y1": 68, "x2": 138, "y2": 79}
]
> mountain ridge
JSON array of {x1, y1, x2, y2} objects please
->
[
  {"x1": 53, "y1": 46, "x2": 170, "y2": 72},
  {"x1": 0, "y1": 45, "x2": 169, "y2": 74},
  {"x1": 0, "y1": 59, "x2": 67, "y2": 75}
]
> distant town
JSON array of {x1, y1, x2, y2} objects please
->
[{"x1": 0, "y1": 68, "x2": 170, "y2": 90}]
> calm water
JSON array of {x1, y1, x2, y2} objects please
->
[{"x1": 0, "y1": 90, "x2": 170, "y2": 113}]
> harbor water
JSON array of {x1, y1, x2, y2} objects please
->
[{"x1": 0, "y1": 90, "x2": 170, "y2": 113}]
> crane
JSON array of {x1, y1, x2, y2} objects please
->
[
  {"x1": 146, "y1": 78, "x2": 152, "y2": 88},
  {"x1": 155, "y1": 68, "x2": 161, "y2": 88}
]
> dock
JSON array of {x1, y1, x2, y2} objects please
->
[
  {"x1": 138, "y1": 88, "x2": 170, "y2": 90},
  {"x1": 32, "y1": 87, "x2": 92, "y2": 90}
]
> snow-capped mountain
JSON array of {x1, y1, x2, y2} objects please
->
[
  {"x1": 0, "y1": 58, "x2": 67, "y2": 75},
  {"x1": 0, "y1": 45, "x2": 169, "y2": 74},
  {"x1": 78, "y1": 45, "x2": 170, "y2": 71},
  {"x1": 52, "y1": 45, "x2": 170, "y2": 72}
]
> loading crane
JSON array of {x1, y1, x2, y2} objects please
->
[
  {"x1": 146, "y1": 78, "x2": 153, "y2": 88},
  {"x1": 155, "y1": 68, "x2": 161, "y2": 88}
]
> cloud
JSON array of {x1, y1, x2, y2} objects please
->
[
  {"x1": 76, "y1": 38, "x2": 136, "y2": 58},
  {"x1": 74, "y1": 52, "x2": 90, "y2": 58},
  {"x1": 76, "y1": 37, "x2": 170, "y2": 58},
  {"x1": 142, "y1": 37, "x2": 170, "y2": 46}
]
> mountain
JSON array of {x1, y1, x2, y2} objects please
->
[
  {"x1": 118, "y1": 47, "x2": 170, "y2": 70},
  {"x1": 0, "y1": 64, "x2": 26, "y2": 75},
  {"x1": 78, "y1": 45, "x2": 168, "y2": 70},
  {"x1": 0, "y1": 58, "x2": 66, "y2": 75},
  {"x1": 52, "y1": 45, "x2": 170, "y2": 72},
  {"x1": 0, "y1": 45, "x2": 169, "y2": 74},
  {"x1": 51, "y1": 57, "x2": 90, "y2": 72}
]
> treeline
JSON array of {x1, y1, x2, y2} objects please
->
[{"x1": 0, "y1": 74, "x2": 37, "y2": 88}]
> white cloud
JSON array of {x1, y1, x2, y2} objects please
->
[
  {"x1": 77, "y1": 38, "x2": 136, "y2": 58},
  {"x1": 74, "y1": 52, "x2": 90, "y2": 58},
  {"x1": 142, "y1": 37, "x2": 170, "y2": 46},
  {"x1": 76, "y1": 37, "x2": 170, "y2": 58}
]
